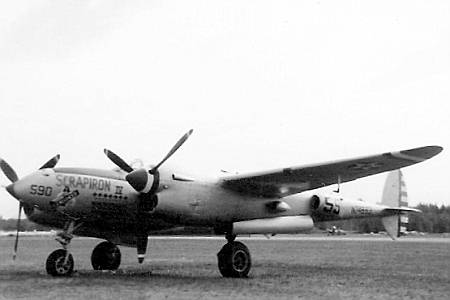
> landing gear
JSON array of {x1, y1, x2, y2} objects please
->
[
  {"x1": 46, "y1": 249, "x2": 74, "y2": 276},
  {"x1": 91, "y1": 241, "x2": 121, "y2": 270},
  {"x1": 217, "y1": 240, "x2": 251, "y2": 278},
  {"x1": 46, "y1": 219, "x2": 81, "y2": 277}
]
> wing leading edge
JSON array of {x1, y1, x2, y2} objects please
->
[{"x1": 221, "y1": 146, "x2": 442, "y2": 198}]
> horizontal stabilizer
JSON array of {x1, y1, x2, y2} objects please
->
[{"x1": 383, "y1": 207, "x2": 422, "y2": 214}]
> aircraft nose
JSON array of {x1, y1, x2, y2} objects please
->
[
  {"x1": 6, "y1": 179, "x2": 28, "y2": 201},
  {"x1": 6, "y1": 183, "x2": 18, "y2": 199}
]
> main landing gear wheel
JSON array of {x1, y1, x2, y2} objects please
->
[
  {"x1": 46, "y1": 249, "x2": 74, "y2": 277},
  {"x1": 217, "y1": 241, "x2": 251, "y2": 278},
  {"x1": 91, "y1": 241, "x2": 121, "y2": 270}
]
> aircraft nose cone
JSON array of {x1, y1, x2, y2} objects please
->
[
  {"x1": 6, "y1": 183, "x2": 18, "y2": 199},
  {"x1": 126, "y1": 168, "x2": 148, "y2": 192}
]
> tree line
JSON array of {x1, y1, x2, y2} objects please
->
[
  {"x1": 1, "y1": 204, "x2": 449, "y2": 233},
  {"x1": 0, "y1": 217, "x2": 51, "y2": 232}
]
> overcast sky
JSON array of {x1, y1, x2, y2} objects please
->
[{"x1": 1, "y1": 1, "x2": 449, "y2": 218}]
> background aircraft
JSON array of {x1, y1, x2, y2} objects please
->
[{"x1": 0, "y1": 130, "x2": 442, "y2": 277}]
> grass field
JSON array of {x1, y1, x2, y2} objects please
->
[{"x1": 0, "y1": 236, "x2": 449, "y2": 299}]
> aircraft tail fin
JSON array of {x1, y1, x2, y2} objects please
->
[{"x1": 381, "y1": 169, "x2": 410, "y2": 238}]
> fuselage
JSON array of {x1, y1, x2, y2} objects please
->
[{"x1": 7, "y1": 166, "x2": 391, "y2": 246}]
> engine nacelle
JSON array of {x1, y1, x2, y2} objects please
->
[{"x1": 232, "y1": 215, "x2": 313, "y2": 235}]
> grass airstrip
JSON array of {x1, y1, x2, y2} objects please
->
[{"x1": 1, "y1": 235, "x2": 449, "y2": 299}]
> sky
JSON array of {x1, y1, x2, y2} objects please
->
[{"x1": 0, "y1": 1, "x2": 449, "y2": 218}]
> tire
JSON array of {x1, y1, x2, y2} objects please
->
[
  {"x1": 91, "y1": 241, "x2": 121, "y2": 270},
  {"x1": 46, "y1": 249, "x2": 74, "y2": 277},
  {"x1": 217, "y1": 241, "x2": 251, "y2": 278}
]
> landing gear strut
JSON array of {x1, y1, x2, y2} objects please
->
[
  {"x1": 217, "y1": 233, "x2": 251, "y2": 278},
  {"x1": 46, "y1": 219, "x2": 80, "y2": 276},
  {"x1": 91, "y1": 241, "x2": 121, "y2": 270}
]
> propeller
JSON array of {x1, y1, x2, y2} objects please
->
[
  {"x1": 1, "y1": 155, "x2": 60, "y2": 260},
  {"x1": 104, "y1": 129, "x2": 194, "y2": 193},
  {"x1": 126, "y1": 129, "x2": 193, "y2": 191},
  {"x1": 103, "y1": 129, "x2": 194, "y2": 263},
  {"x1": 104, "y1": 149, "x2": 133, "y2": 173}
]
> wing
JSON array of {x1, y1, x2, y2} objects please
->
[{"x1": 221, "y1": 146, "x2": 442, "y2": 198}]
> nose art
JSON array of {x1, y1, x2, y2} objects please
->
[{"x1": 6, "y1": 183, "x2": 18, "y2": 199}]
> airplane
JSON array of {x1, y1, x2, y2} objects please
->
[{"x1": 0, "y1": 129, "x2": 443, "y2": 278}]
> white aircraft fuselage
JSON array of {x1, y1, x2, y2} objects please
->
[{"x1": 8, "y1": 166, "x2": 393, "y2": 246}]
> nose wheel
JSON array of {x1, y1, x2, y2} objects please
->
[
  {"x1": 91, "y1": 241, "x2": 121, "y2": 270},
  {"x1": 46, "y1": 249, "x2": 74, "y2": 276},
  {"x1": 46, "y1": 219, "x2": 80, "y2": 276},
  {"x1": 217, "y1": 240, "x2": 251, "y2": 278}
]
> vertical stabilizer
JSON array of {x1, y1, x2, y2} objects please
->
[{"x1": 381, "y1": 170, "x2": 409, "y2": 237}]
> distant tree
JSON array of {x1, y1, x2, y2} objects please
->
[
  {"x1": 1, "y1": 204, "x2": 449, "y2": 233},
  {"x1": 0, "y1": 218, "x2": 51, "y2": 232},
  {"x1": 407, "y1": 204, "x2": 450, "y2": 233}
]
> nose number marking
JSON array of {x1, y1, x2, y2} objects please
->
[{"x1": 30, "y1": 185, "x2": 53, "y2": 196}]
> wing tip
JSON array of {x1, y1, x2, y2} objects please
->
[
  {"x1": 387, "y1": 145, "x2": 443, "y2": 162},
  {"x1": 401, "y1": 145, "x2": 443, "y2": 160}
]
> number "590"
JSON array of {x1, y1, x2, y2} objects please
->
[{"x1": 30, "y1": 185, "x2": 53, "y2": 196}]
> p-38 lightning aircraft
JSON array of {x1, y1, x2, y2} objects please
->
[{"x1": 0, "y1": 130, "x2": 443, "y2": 277}]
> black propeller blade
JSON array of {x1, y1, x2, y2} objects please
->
[
  {"x1": 39, "y1": 154, "x2": 61, "y2": 169},
  {"x1": 151, "y1": 129, "x2": 193, "y2": 173},
  {"x1": 12, "y1": 203, "x2": 23, "y2": 260},
  {"x1": 0, "y1": 158, "x2": 18, "y2": 183},
  {"x1": 104, "y1": 149, "x2": 134, "y2": 173}
]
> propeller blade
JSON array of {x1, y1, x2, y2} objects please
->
[
  {"x1": 0, "y1": 158, "x2": 19, "y2": 183},
  {"x1": 12, "y1": 203, "x2": 23, "y2": 261},
  {"x1": 104, "y1": 149, "x2": 134, "y2": 173},
  {"x1": 151, "y1": 129, "x2": 193, "y2": 173},
  {"x1": 39, "y1": 154, "x2": 61, "y2": 169}
]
